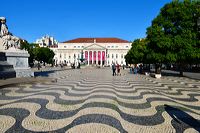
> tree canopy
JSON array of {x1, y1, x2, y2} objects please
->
[
  {"x1": 146, "y1": 0, "x2": 200, "y2": 64},
  {"x1": 125, "y1": 0, "x2": 200, "y2": 74},
  {"x1": 33, "y1": 47, "x2": 55, "y2": 65},
  {"x1": 125, "y1": 38, "x2": 148, "y2": 64},
  {"x1": 20, "y1": 41, "x2": 55, "y2": 66},
  {"x1": 20, "y1": 41, "x2": 39, "y2": 66}
]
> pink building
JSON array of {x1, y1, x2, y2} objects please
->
[{"x1": 55, "y1": 38, "x2": 131, "y2": 66}]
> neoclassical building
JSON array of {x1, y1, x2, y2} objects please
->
[{"x1": 52, "y1": 38, "x2": 132, "y2": 66}]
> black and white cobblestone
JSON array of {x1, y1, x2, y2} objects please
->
[{"x1": 0, "y1": 68, "x2": 200, "y2": 132}]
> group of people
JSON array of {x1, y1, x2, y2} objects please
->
[
  {"x1": 112, "y1": 63, "x2": 121, "y2": 76},
  {"x1": 130, "y1": 64, "x2": 143, "y2": 74},
  {"x1": 111, "y1": 63, "x2": 143, "y2": 76}
]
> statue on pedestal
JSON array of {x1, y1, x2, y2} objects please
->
[
  {"x1": 0, "y1": 17, "x2": 20, "y2": 50},
  {"x1": 0, "y1": 17, "x2": 34, "y2": 78}
]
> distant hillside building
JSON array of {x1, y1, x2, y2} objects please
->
[
  {"x1": 35, "y1": 35, "x2": 58, "y2": 47},
  {"x1": 53, "y1": 37, "x2": 131, "y2": 66}
]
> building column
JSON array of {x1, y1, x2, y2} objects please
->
[
  {"x1": 87, "y1": 51, "x2": 89, "y2": 66},
  {"x1": 96, "y1": 51, "x2": 98, "y2": 65},
  {"x1": 83, "y1": 50, "x2": 85, "y2": 61},
  {"x1": 92, "y1": 51, "x2": 94, "y2": 64},
  {"x1": 100, "y1": 51, "x2": 102, "y2": 66},
  {"x1": 104, "y1": 50, "x2": 106, "y2": 66}
]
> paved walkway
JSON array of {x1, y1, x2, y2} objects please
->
[
  {"x1": 0, "y1": 68, "x2": 200, "y2": 132},
  {"x1": 161, "y1": 70, "x2": 200, "y2": 80}
]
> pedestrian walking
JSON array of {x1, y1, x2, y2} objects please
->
[
  {"x1": 134, "y1": 65, "x2": 138, "y2": 74},
  {"x1": 116, "y1": 63, "x2": 121, "y2": 76},
  {"x1": 130, "y1": 65, "x2": 134, "y2": 74},
  {"x1": 112, "y1": 63, "x2": 116, "y2": 76}
]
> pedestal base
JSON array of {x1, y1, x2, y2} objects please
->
[
  {"x1": 3, "y1": 50, "x2": 34, "y2": 78},
  {"x1": 15, "y1": 68, "x2": 34, "y2": 77},
  {"x1": 0, "y1": 52, "x2": 16, "y2": 79}
]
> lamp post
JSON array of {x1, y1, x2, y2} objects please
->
[
  {"x1": 105, "y1": 49, "x2": 108, "y2": 66},
  {"x1": 80, "y1": 50, "x2": 84, "y2": 62},
  {"x1": 74, "y1": 53, "x2": 76, "y2": 64},
  {"x1": 73, "y1": 53, "x2": 76, "y2": 69}
]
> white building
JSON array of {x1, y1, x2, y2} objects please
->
[
  {"x1": 52, "y1": 38, "x2": 131, "y2": 66},
  {"x1": 35, "y1": 35, "x2": 58, "y2": 47}
]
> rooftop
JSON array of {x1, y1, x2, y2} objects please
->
[{"x1": 63, "y1": 38, "x2": 130, "y2": 43}]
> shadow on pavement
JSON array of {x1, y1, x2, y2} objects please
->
[
  {"x1": 34, "y1": 70, "x2": 57, "y2": 77},
  {"x1": 161, "y1": 71, "x2": 180, "y2": 77},
  {"x1": 149, "y1": 69, "x2": 200, "y2": 80},
  {"x1": 164, "y1": 104, "x2": 200, "y2": 132}
]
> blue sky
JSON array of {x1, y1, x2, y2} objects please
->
[{"x1": 1, "y1": 0, "x2": 171, "y2": 43}]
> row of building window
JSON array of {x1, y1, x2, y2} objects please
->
[
  {"x1": 107, "y1": 54, "x2": 124, "y2": 59},
  {"x1": 59, "y1": 53, "x2": 124, "y2": 59},
  {"x1": 60, "y1": 60, "x2": 124, "y2": 65},
  {"x1": 63, "y1": 46, "x2": 84, "y2": 48},
  {"x1": 107, "y1": 46, "x2": 118, "y2": 48},
  {"x1": 107, "y1": 60, "x2": 124, "y2": 65},
  {"x1": 60, "y1": 54, "x2": 81, "y2": 59},
  {"x1": 107, "y1": 46, "x2": 129, "y2": 48}
]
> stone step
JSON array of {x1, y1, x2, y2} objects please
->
[
  {"x1": 0, "y1": 67, "x2": 15, "y2": 71},
  {"x1": 0, "y1": 71, "x2": 16, "y2": 79},
  {"x1": 0, "y1": 52, "x2": 6, "y2": 61},
  {"x1": 0, "y1": 61, "x2": 12, "y2": 66},
  {"x1": 0, "y1": 61, "x2": 15, "y2": 71}
]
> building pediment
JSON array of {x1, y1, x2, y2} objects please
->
[{"x1": 83, "y1": 44, "x2": 106, "y2": 50}]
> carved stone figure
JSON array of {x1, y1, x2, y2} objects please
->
[
  {"x1": 0, "y1": 17, "x2": 20, "y2": 50},
  {"x1": 0, "y1": 17, "x2": 34, "y2": 78}
]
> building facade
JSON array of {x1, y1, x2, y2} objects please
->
[
  {"x1": 35, "y1": 35, "x2": 58, "y2": 47},
  {"x1": 53, "y1": 38, "x2": 131, "y2": 66}
]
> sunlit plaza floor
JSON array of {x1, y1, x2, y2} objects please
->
[{"x1": 0, "y1": 68, "x2": 200, "y2": 132}]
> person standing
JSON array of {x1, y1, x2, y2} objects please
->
[
  {"x1": 134, "y1": 64, "x2": 138, "y2": 74},
  {"x1": 130, "y1": 65, "x2": 134, "y2": 74},
  {"x1": 112, "y1": 63, "x2": 116, "y2": 76},
  {"x1": 116, "y1": 63, "x2": 121, "y2": 76}
]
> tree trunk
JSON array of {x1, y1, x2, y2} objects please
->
[
  {"x1": 148, "y1": 64, "x2": 150, "y2": 72},
  {"x1": 179, "y1": 64, "x2": 184, "y2": 76},
  {"x1": 180, "y1": 71, "x2": 183, "y2": 76},
  {"x1": 155, "y1": 63, "x2": 161, "y2": 74}
]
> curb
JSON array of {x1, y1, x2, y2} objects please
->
[{"x1": 0, "y1": 77, "x2": 54, "y2": 89}]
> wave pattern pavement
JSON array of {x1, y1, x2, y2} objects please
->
[{"x1": 0, "y1": 68, "x2": 200, "y2": 133}]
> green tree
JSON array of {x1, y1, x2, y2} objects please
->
[
  {"x1": 146, "y1": 0, "x2": 200, "y2": 75},
  {"x1": 125, "y1": 39, "x2": 148, "y2": 64},
  {"x1": 33, "y1": 47, "x2": 55, "y2": 66},
  {"x1": 20, "y1": 41, "x2": 55, "y2": 67},
  {"x1": 20, "y1": 41, "x2": 39, "y2": 67},
  {"x1": 125, "y1": 49, "x2": 134, "y2": 65}
]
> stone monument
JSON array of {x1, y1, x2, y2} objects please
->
[{"x1": 0, "y1": 17, "x2": 33, "y2": 78}]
